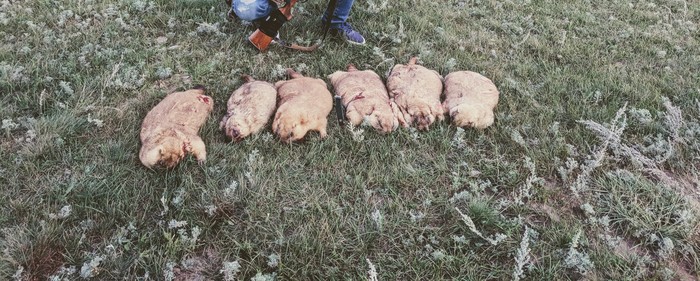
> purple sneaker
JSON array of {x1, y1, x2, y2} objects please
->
[{"x1": 330, "y1": 22, "x2": 365, "y2": 45}]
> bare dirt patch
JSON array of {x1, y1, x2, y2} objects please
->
[{"x1": 23, "y1": 240, "x2": 65, "y2": 281}]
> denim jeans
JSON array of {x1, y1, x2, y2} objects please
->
[
  {"x1": 321, "y1": 0, "x2": 354, "y2": 27},
  {"x1": 231, "y1": 0, "x2": 275, "y2": 21},
  {"x1": 232, "y1": 0, "x2": 355, "y2": 27}
]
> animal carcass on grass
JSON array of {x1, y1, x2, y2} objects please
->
[
  {"x1": 220, "y1": 75, "x2": 277, "y2": 141},
  {"x1": 272, "y1": 68, "x2": 333, "y2": 143},
  {"x1": 386, "y1": 57, "x2": 445, "y2": 130},
  {"x1": 443, "y1": 71, "x2": 499, "y2": 129},
  {"x1": 139, "y1": 86, "x2": 213, "y2": 168},
  {"x1": 328, "y1": 64, "x2": 399, "y2": 133}
]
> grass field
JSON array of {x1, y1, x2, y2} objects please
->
[{"x1": 1, "y1": 0, "x2": 700, "y2": 279}]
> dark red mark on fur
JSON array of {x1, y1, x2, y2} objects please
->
[
  {"x1": 350, "y1": 94, "x2": 365, "y2": 102},
  {"x1": 198, "y1": 95, "x2": 211, "y2": 104}
]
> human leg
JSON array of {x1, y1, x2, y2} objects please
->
[
  {"x1": 321, "y1": 0, "x2": 365, "y2": 44},
  {"x1": 321, "y1": 0, "x2": 354, "y2": 26},
  {"x1": 232, "y1": 0, "x2": 275, "y2": 21}
]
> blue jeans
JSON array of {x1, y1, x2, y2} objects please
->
[
  {"x1": 232, "y1": 0, "x2": 355, "y2": 27},
  {"x1": 321, "y1": 0, "x2": 355, "y2": 27},
  {"x1": 232, "y1": 0, "x2": 275, "y2": 21}
]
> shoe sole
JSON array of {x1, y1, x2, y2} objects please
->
[
  {"x1": 345, "y1": 38, "x2": 366, "y2": 45},
  {"x1": 332, "y1": 31, "x2": 366, "y2": 45}
]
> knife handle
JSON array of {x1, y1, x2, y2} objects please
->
[{"x1": 334, "y1": 95, "x2": 345, "y2": 124}]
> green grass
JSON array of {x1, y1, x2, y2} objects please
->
[{"x1": 1, "y1": 0, "x2": 700, "y2": 279}]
